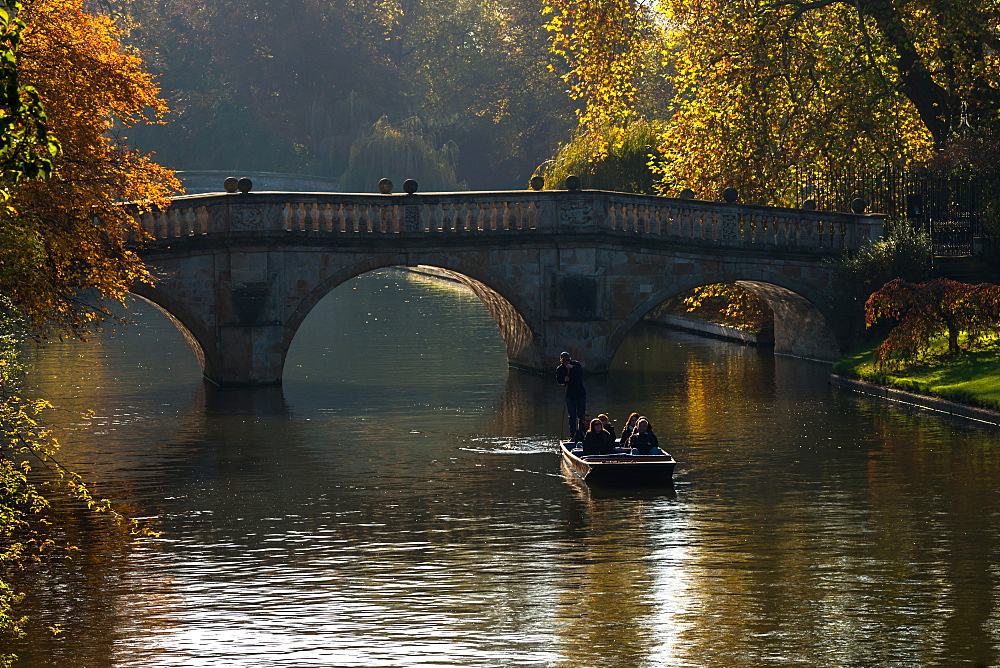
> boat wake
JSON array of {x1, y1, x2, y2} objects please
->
[{"x1": 460, "y1": 436, "x2": 556, "y2": 455}]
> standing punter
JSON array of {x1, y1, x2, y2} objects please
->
[{"x1": 556, "y1": 351, "x2": 586, "y2": 440}]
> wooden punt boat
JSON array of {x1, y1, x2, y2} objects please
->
[{"x1": 560, "y1": 441, "x2": 676, "y2": 485}]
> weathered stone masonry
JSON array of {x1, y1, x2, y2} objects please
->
[{"x1": 131, "y1": 189, "x2": 883, "y2": 385}]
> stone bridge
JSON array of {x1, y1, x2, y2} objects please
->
[{"x1": 130, "y1": 187, "x2": 884, "y2": 385}]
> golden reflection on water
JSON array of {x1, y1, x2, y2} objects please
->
[{"x1": 10, "y1": 269, "x2": 1000, "y2": 666}]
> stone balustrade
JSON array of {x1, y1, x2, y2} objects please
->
[{"x1": 133, "y1": 190, "x2": 884, "y2": 251}]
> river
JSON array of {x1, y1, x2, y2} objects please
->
[{"x1": 7, "y1": 267, "x2": 1000, "y2": 667}]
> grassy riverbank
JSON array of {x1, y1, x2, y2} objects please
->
[{"x1": 833, "y1": 340, "x2": 1000, "y2": 412}]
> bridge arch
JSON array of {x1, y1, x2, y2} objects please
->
[
  {"x1": 608, "y1": 268, "x2": 839, "y2": 365},
  {"x1": 283, "y1": 256, "x2": 539, "y2": 377},
  {"x1": 128, "y1": 287, "x2": 216, "y2": 379}
]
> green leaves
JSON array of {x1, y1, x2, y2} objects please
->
[{"x1": 0, "y1": 0, "x2": 58, "y2": 188}]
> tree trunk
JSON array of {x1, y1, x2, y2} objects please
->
[{"x1": 855, "y1": 0, "x2": 955, "y2": 149}]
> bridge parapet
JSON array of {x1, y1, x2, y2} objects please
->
[{"x1": 134, "y1": 189, "x2": 884, "y2": 251}]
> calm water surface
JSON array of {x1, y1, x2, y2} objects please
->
[{"x1": 8, "y1": 268, "x2": 1000, "y2": 667}]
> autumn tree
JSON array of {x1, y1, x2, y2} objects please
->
[
  {"x1": 1, "y1": 1, "x2": 170, "y2": 660},
  {"x1": 544, "y1": 0, "x2": 999, "y2": 203},
  {"x1": 3, "y1": 0, "x2": 178, "y2": 337},
  {"x1": 538, "y1": 117, "x2": 665, "y2": 192},
  {"x1": 865, "y1": 278, "x2": 1000, "y2": 368}
]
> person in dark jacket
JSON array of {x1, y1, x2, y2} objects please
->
[
  {"x1": 556, "y1": 351, "x2": 586, "y2": 439},
  {"x1": 627, "y1": 418, "x2": 661, "y2": 455},
  {"x1": 571, "y1": 413, "x2": 592, "y2": 442},
  {"x1": 581, "y1": 418, "x2": 614, "y2": 455},
  {"x1": 597, "y1": 413, "x2": 615, "y2": 438}
]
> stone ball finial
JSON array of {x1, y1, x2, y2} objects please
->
[
  {"x1": 679, "y1": 188, "x2": 696, "y2": 200},
  {"x1": 850, "y1": 197, "x2": 866, "y2": 214},
  {"x1": 224, "y1": 176, "x2": 238, "y2": 193},
  {"x1": 722, "y1": 187, "x2": 738, "y2": 203},
  {"x1": 529, "y1": 175, "x2": 544, "y2": 191},
  {"x1": 801, "y1": 198, "x2": 817, "y2": 210},
  {"x1": 403, "y1": 178, "x2": 418, "y2": 194},
  {"x1": 237, "y1": 177, "x2": 253, "y2": 194},
  {"x1": 378, "y1": 178, "x2": 393, "y2": 194},
  {"x1": 564, "y1": 175, "x2": 580, "y2": 191}
]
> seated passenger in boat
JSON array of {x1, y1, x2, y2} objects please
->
[
  {"x1": 627, "y1": 418, "x2": 661, "y2": 455},
  {"x1": 597, "y1": 413, "x2": 615, "y2": 438},
  {"x1": 572, "y1": 412, "x2": 592, "y2": 442},
  {"x1": 619, "y1": 412, "x2": 640, "y2": 445},
  {"x1": 581, "y1": 418, "x2": 615, "y2": 455}
]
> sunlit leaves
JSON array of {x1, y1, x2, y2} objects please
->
[
  {"x1": 682, "y1": 284, "x2": 772, "y2": 331},
  {"x1": 544, "y1": 0, "x2": 999, "y2": 204},
  {"x1": 545, "y1": 0, "x2": 666, "y2": 128},
  {"x1": 1, "y1": 0, "x2": 179, "y2": 338}
]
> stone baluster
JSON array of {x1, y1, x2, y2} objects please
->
[
  {"x1": 384, "y1": 203, "x2": 398, "y2": 233},
  {"x1": 647, "y1": 204, "x2": 661, "y2": 235},
  {"x1": 606, "y1": 201, "x2": 619, "y2": 230},
  {"x1": 834, "y1": 219, "x2": 848, "y2": 250},
  {"x1": 776, "y1": 215, "x2": 790, "y2": 246},
  {"x1": 343, "y1": 203, "x2": 356, "y2": 232},
  {"x1": 168, "y1": 209, "x2": 182, "y2": 237},
  {"x1": 746, "y1": 214, "x2": 759, "y2": 243},
  {"x1": 159, "y1": 210, "x2": 171, "y2": 238},
  {"x1": 315, "y1": 203, "x2": 329, "y2": 232},
  {"x1": 194, "y1": 206, "x2": 210, "y2": 234},
  {"x1": 627, "y1": 202, "x2": 639, "y2": 233},
  {"x1": 697, "y1": 209, "x2": 712, "y2": 241},
  {"x1": 142, "y1": 210, "x2": 157, "y2": 238},
  {"x1": 294, "y1": 202, "x2": 307, "y2": 231},
  {"x1": 510, "y1": 200, "x2": 524, "y2": 230},
  {"x1": 470, "y1": 201, "x2": 482, "y2": 231},
  {"x1": 813, "y1": 217, "x2": 826, "y2": 248},
  {"x1": 469, "y1": 202, "x2": 482, "y2": 231},
  {"x1": 785, "y1": 216, "x2": 799, "y2": 247},
  {"x1": 799, "y1": 214, "x2": 816, "y2": 247},
  {"x1": 492, "y1": 201, "x2": 504, "y2": 230},
  {"x1": 426, "y1": 202, "x2": 440, "y2": 232},
  {"x1": 357, "y1": 203, "x2": 370, "y2": 233},
  {"x1": 525, "y1": 200, "x2": 539, "y2": 230},
  {"x1": 183, "y1": 207, "x2": 196, "y2": 235},
  {"x1": 496, "y1": 201, "x2": 509, "y2": 231},
  {"x1": 302, "y1": 203, "x2": 313, "y2": 232},
  {"x1": 480, "y1": 201, "x2": 493, "y2": 231},
  {"x1": 691, "y1": 210, "x2": 703, "y2": 240},
  {"x1": 303, "y1": 202, "x2": 317, "y2": 231},
  {"x1": 757, "y1": 215, "x2": 770, "y2": 244},
  {"x1": 440, "y1": 202, "x2": 453, "y2": 233}
]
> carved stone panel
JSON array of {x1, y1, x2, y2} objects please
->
[
  {"x1": 404, "y1": 205, "x2": 421, "y2": 232},
  {"x1": 559, "y1": 201, "x2": 593, "y2": 227},
  {"x1": 230, "y1": 205, "x2": 265, "y2": 231},
  {"x1": 721, "y1": 212, "x2": 739, "y2": 242}
]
